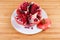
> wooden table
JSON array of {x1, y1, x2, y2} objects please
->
[{"x1": 0, "y1": 0, "x2": 60, "y2": 40}]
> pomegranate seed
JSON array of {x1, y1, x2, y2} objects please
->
[{"x1": 34, "y1": 18, "x2": 38, "y2": 22}]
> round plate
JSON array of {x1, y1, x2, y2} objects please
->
[{"x1": 11, "y1": 9, "x2": 48, "y2": 34}]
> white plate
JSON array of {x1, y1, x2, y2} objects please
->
[{"x1": 11, "y1": 9, "x2": 48, "y2": 34}]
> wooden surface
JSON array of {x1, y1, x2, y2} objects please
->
[{"x1": 0, "y1": 0, "x2": 60, "y2": 40}]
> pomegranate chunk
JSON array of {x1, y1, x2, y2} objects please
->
[{"x1": 37, "y1": 18, "x2": 51, "y2": 30}]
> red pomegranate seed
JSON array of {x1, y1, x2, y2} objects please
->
[{"x1": 34, "y1": 18, "x2": 38, "y2": 22}]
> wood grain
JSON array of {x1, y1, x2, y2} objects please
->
[{"x1": 0, "y1": 0, "x2": 60, "y2": 40}]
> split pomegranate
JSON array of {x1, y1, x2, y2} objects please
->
[{"x1": 15, "y1": 2, "x2": 51, "y2": 30}]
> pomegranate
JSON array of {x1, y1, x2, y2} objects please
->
[
  {"x1": 37, "y1": 18, "x2": 51, "y2": 30},
  {"x1": 15, "y1": 2, "x2": 51, "y2": 30}
]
